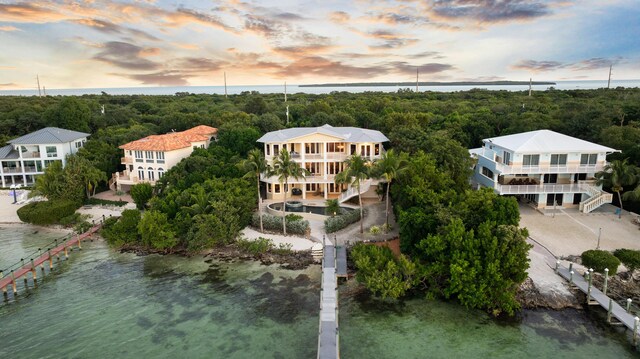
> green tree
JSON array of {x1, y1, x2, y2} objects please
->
[
  {"x1": 373, "y1": 149, "x2": 408, "y2": 227},
  {"x1": 336, "y1": 154, "x2": 370, "y2": 234},
  {"x1": 596, "y1": 158, "x2": 637, "y2": 217},
  {"x1": 44, "y1": 97, "x2": 91, "y2": 132},
  {"x1": 217, "y1": 124, "x2": 261, "y2": 156},
  {"x1": 31, "y1": 160, "x2": 66, "y2": 200},
  {"x1": 138, "y1": 210, "x2": 177, "y2": 250},
  {"x1": 325, "y1": 199, "x2": 340, "y2": 216},
  {"x1": 270, "y1": 148, "x2": 307, "y2": 235},
  {"x1": 240, "y1": 148, "x2": 268, "y2": 232},
  {"x1": 130, "y1": 182, "x2": 153, "y2": 210},
  {"x1": 101, "y1": 209, "x2": 141, "y2": 246}
]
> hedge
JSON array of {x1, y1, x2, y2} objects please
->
[
  {"x1": 581, "y1": 250, "x2": 621, "y2": 275},
  {"x1": 325, "y1": 208, "x2": 364, "y2": 233},
  {"x1": 613, "y1": 249, "x2": 640, "y2": 272},
  {"x1": 251, "y1": 212, "x2": 309, "y2": 235},
  {"x1": 17, "y1": 200, "x2": 79, "y2": 225}
]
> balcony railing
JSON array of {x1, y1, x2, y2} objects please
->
[
  {"x1": 495, "y1": 183, "x2": 591, "y2": 194},
  {"x1": 121, "y1": 157, "x2": 133, "y2": 165},
  {"x1": 494, "y1": 161, "x2": 605, "y2": 175},
  {"x1": 2, "y1": 166, "x2": 39, "y2": 174}
]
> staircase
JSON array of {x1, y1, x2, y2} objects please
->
[
  {"x1": 338, "y1": 179, "x2": 372, "y2": 203},
  {"x1": 579, "y1": 184, "x2": 613, "y2": 213}
]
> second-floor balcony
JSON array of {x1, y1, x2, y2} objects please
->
[
  {"x1": 495, "y1": 182, "x2": 593, "y2": 194},
  {"x1": 493, "y1": 160, "x2": 605, "y2": 175},
  {"x1": 2, "y1": 166, "x2": 39, "y2": 174},
  {"x1": 260, "y1": 173, "x2": 337, "y2": 183},
  {"x1": 121, "y1": 157, "x2": 133, "y2": 165}
]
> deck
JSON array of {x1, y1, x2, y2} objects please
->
[{"x1": 317, "y1": 236, "x2": 347, "y2": 359}]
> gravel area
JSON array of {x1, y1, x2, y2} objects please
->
[{"x1": 241, "y1": 226, "x2": 316, "y2": 251}]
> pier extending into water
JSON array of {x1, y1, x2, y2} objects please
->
[
  {"x1": 317, "y1": 235, "x2": 347, "y2": 359},
  {"x1": 556, "y1": 262, "x2": 640, "y2": 343},
  {"x1": 0, "y1": 223, "x2": 102, "y2": 301}
]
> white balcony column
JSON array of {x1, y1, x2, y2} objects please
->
[
  {"x1": 540, "y1": 174, "x2": 544, "y2": 188},
  {"x1": 300, "y1": 142, "x2": 305, "y2": 161},
  {"x1": 324, "y1": 183, "x2": 328, "y2": 199},
  {"x1": 302, "y1": 184, "x2": 306, "y2": 199}
]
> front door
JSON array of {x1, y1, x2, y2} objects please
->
[
  {"x1": 546, "y1": 193, "x2": 563, "y2": 206},
  {"x1": 573, "y1": 193, "x2": 581, "y2": 204},
  {"x1": 544, "y1": 174, "x2": 558, "y2": 183}
]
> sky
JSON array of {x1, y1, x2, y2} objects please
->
[{"x1": 0, "y1": 0, "x2": 638, "y2": 90}]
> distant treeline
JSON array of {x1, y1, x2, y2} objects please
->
[{"x1": 300, "y1": 80, "x2": 556, "y2": 87}]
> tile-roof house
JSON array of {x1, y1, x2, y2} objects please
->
[
  {"x1": 1, "y1": 127, "x2": 90, "y2": 187},
  {"x1": 112, "y1": 125, "x2": 217, "y2": 191},
  {"x1": 257, "y1": 124, "x2": 389, "y2": 201},
  {"x1": 470, "y1": 129, "x2": 619, "y2": 213}
]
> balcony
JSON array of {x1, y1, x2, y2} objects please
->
[
  {"x1": 260, "y1": 173, "x2": 336, "y2": 183},
  {"x1": 495, "y1": 182, "x2": 591, "y2": 194},
  {"x1": 121, "y1": 157, "x2": 133, "y2": 165},
  {"x1": 2, "y1": 166, "x2": 38, "y2": 174},
  {"x1": 21, "y1": 151, "x2": 41, "y2": 158},
  {"x1": 493, "y1": 161, "x2": 605, "y2": 175}
]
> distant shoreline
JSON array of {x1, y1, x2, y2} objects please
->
[{"x1": 300, "y1": 80, "x2": 556, "y2": 88}]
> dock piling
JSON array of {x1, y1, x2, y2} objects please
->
[
  {"x1": 569, "y1": 270, "x2": 574, "y2": 284},
  {"x1": 78, "y1": 235, "x2": 82, "y2": 250},
  {"x1": 627, "y1": 299, "x2": 633, "y2": 313},
  {"x1": 603, "y1": 268, "x2": 609, "y2": 296},
  {"x1": 587, "y1": 268, "x2": 594, "y2": 303},
  {"x1": 0, "y1": 270, "x2": 6, "y2": 300},
  {"x1": 608, "y1": 298, "x2": 613, "y2": 323},
  {"x1": 11, "y1": 270, "x2": 17, "y2": 296},
  {"x1": 555, "y1": 261, "x2": 559, "y2": 273},
  {"x1": 634, "y1": 317, "x2": 639, "y2": 345},
  {"x1": 48, "y1": 249, "x2": 53, "y2": 270}
]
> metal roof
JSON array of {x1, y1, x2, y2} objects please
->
[
  {"x1": 0, "y1": 145, "x2": 19, "y2": 160},
  {"x1": 8, "y1": 127, "x2": 90, "y2": 145},
  {"x1": 484, "y1": 130, "x2": 618, "y2": 153},
  {"x1": 257, "y1": 124, "x2": 389, "y2": 143}
]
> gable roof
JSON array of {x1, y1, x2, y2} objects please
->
[
  {"x1": 8, "y1": 127, "x2": 89, "y2": 145},
  {"x1": 257, "y1": 124, "x2": 389, "y2": 143},
  {"x1": 484, "y1": 130, "x2": 618, "y2": 153},
  {"x1": 119, "y1": 125, "x2": 217, "y2": 152}
]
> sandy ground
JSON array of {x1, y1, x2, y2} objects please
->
[
  {"x1": 241, "y1": 227, "x2": 316, "y2": 251},
  {"x1": 527, "y1": 238, "x2": 575, "y2": 299},
  {"x1": 76, "y1": 206, "x2": 124, "y2": 223},
  {"x1": 520, "y1": 203, "x2": 640, "y2": 257},
  {"x1": 0, "y1": 193, "x2": 29, "y2": 223},
  {"x1": 93, "y1": 190, "x2": 133, "y2": 203}
]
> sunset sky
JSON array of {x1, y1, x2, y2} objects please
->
[{"x1": 0, "y1": 0, "x2": 638, "y2": 90}]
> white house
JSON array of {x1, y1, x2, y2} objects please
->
[
  {"x1": 112, "y1": 125, "x2": 217, "y2": 191},
  {"x1": 257, "y1": 124, "x2": 389, "y2": 201},
  {"x1": 470, "y1": 129, "x2": 619, "y2": 213},
  {"x1": 0, "y1": 127, "x2": 89, "y2": 188}
]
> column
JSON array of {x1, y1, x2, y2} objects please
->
[
  {"x1": 300, "y1": 142, "x2": 305, "y2": 161},
  {"x1": 324, "y1": 183, "x2": 328, "y2": 199},
  {"x1": 323, "y1": 142, "x2": 328, "y2": 180},
  {"x1": 0, "y1": 160, "x2": 4, "y2": 187},
  {"x1": 302, "y1": 184, "x2": 306, "y2": 199}
]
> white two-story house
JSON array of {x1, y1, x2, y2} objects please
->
[
  {"x1": 470, "y1": 129, "x2": 619, "y2": 213},
  {"x1": 257, "y1": 124, "x2": 389, "y2": 201},
  {"x1": 0, "y1": 127, "x2": 89, "y2": 188},
  {"x1": 112, "y1": 125, "x2": 217, "y2": 191}
]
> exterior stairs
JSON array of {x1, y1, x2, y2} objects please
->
[
  {"x1": 338, "y1": 179, "x2": 372, "y2": 203},
  {"x1": 579, "y1": 184, "x2": 613, "y2": 213}
]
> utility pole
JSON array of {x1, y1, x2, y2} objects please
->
[
  {"x1": 528, "y1": 77, "x2": 532, "y2": 97},
  {"x1": 43, "y1": 86, "x2": 47, "y2": 96},
  {"x1": 285, "y1": 81, "x2": 289, "y2": 124},
  {"x1": 416, "y1": 67, "x2": 419, "y2": 92},
  {"x1": 607, "y1": 65, "x2": 612, "y2": 89},
  {"x1": 224, "y1": 72, "x2": 227, "y2": 98},
  {"x1": 36, "y1": 75, "x2": 42, "y2": 97}
]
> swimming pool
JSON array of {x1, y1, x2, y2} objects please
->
[{"x1": 268, "y1": 202, "x2": 354, "y2": 216}]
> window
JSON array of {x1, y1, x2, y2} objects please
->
[
  {"x1": 156, "y1": 152, "x2": 165, "y2": 164},
  {"x1": 274, "y1": 184, "x2": 280, "y2": 193},
  {"x1": 305, "y1": 143, "x2": 319, "y2": 154},
  {"x1": 580, "y1": 153, "x2": 597, "y2": 165},
  {"x1": 274, "y1": 144, "x2": 279, "y2": 154},
  {"x1": 375, "y1": 144, "x2": 380, "y2": 156},
  {"x1": 481, "y1": 167, "x2": 494, "y2": 179},
  {"x1": 550, "y1": 154, "x2": 567, "y2": 166},
  {"x1": 145, "y1": 151, "x2": 154, "y2": 162},
  {"x1": 137, "y1": 167, "x2": 144, "y2": 180},
  {"x1": 267, "y1": 184, "x2": 272, "y2": 193},
  {"x1": 46, "y1": 146, "x2": 57, "y2": 158},
  {"x1": 523, "y1": 154, "x2": 539, "y2": 166},
  {"x1": 135, "y1": 151, "x2": 143, "y2": 163},
  {"x1": 158, "y1": 168, "x2": 164, "y2": 179},
  {"x1": 266, "y1": 145, "x2": 271, "y2": 156},
  {"x1": 503, "y1": 151, "x2": 511, "y2": 165},
  {"x1": 327, "y1": 143, "x2": 345, "y2": 153},
  {"x1": 148, "y1": 167, "x2": 154, "y2": 181},
  {"x1": 75, "y1": 141, "x2": 82, "y2": 149}
]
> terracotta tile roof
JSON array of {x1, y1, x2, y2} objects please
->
[{"x1": 119, "y1": 125, "x2": 217, "y2": 151}]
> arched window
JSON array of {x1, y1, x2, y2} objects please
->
[
  {"x1": 158, "y1": 168, "x2": 164, "y2": 179},
  {"x1": 137, "y1": 166, "x2": 144, "y2": 180},
  {"x1": 148, "y1": 167, "x2": 155, "y2": 181}
]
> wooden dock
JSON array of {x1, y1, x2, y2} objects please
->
[
  {"x1": 556, "y1": 263, "x2": 640, "y2": 341},
  {"x1": 317, "y1": 236, "x2": 347, "y2": 359},
  {"x1": 0, "y1": 224, "x2": 102, "y2": 300}
]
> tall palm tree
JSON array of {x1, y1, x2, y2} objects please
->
[
  {"x1": 373, "y1": 149, "x2": 408, "y2": 228},
  {"x1": 595, "y1": 158, "x2": 637, "y2": 218},
  {"x1": 241, "y1": 148, "x2": 268, "y2": 233},
  {"x1": 336, "y1": 154, "x2": 370, "y2": 234},
  {"x1": 270, "y1": 148, "x2": 307, "y2": 235},
  {"x1": 182, "y1": 186, "x2": 213, "y2": 216}
]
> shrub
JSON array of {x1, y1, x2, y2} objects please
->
[
  {"x1": 324, "y1": 209, "x2": 363, "y2": 233},
  {"x1": 285, "y1": 214, "x2": 303, "y2": 222},
  {"x1": 74, "y1": 221, "x2": 92, "y2": 234},
  {"x1": 581, "y1": 250, "x2": 621, "y2": 275},
  {"x1": 369, "y1": 225, "x2": 381, "y2": 235},
  {"x1": 130, "y1": 183, "x2": 153, "y2": 210},
  {"x1": 236, "y1": 237, "x2": 274, "y2": 254},
  {"x1": 251, "y1": 212, "x2": 309, "y2": 235},
  {"x1": 325, "y1": 199, "x2": 340, "y2": 216},
  {"x1": 613, "y1": 249, "x2": 640, "y2": 271},
  {"x1": 17, "y1": 200, "x2": 79, "y2": 225},
  {"x1": 86, "y1": 198, "x2": 127, "y2": 207},
  {"x1": 100, "y1": 209, "x2": 141, "y2": 246}
]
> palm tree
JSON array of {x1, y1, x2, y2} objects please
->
[
  {"x1": 241, "y1": 148, "x2": 268, "y2": 233},
  {"x1": 595, "y1": 158, "x2": 637, "y2": 218},
  {"x1": 336, "y1": 154, "x2": 370, "y2": 234},
  {"x1": 270, "y1": 148, "x2": 307, "y2": 235},
  {"x1": 182, "y1": 186, "x2": 213, "y2": 216},
  {"x1": 373, "y1": 149, "x2": 408, "y2": 228}
]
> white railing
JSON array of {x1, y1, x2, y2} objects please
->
[
  {"x1": 483, "y1": 154, "x2": 605, "y2": 175},
  {"x1": 579, "y1": 183, "x2": 614, "y2": 213},
  {"x1": 338, "y1": 179, "x2": 372, "y2": 203},
  {"x1": 496, "y1": 183, "x2": 588, "y2": 194}
]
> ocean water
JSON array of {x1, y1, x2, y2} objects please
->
[
  {"x1": 1, "y1": 80, "x2": 639, "y2": 97},
  {"x1": 0, "y1": 225, "x2": 638, "y2": 358}
]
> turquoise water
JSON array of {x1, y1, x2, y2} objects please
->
[{"x1": 0, "y1": 225, "x2": 638, "y2": 358}]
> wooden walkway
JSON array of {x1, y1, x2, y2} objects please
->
[
  {"x1": 317, "y1": 236, "x2": 347, "y2": 359},
  {"x1": 0, "y1": 224, "x2": 102, "y2": 299},
  {"x1": 557, "y1": 264, "x2": 640, "y2": 340}
]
